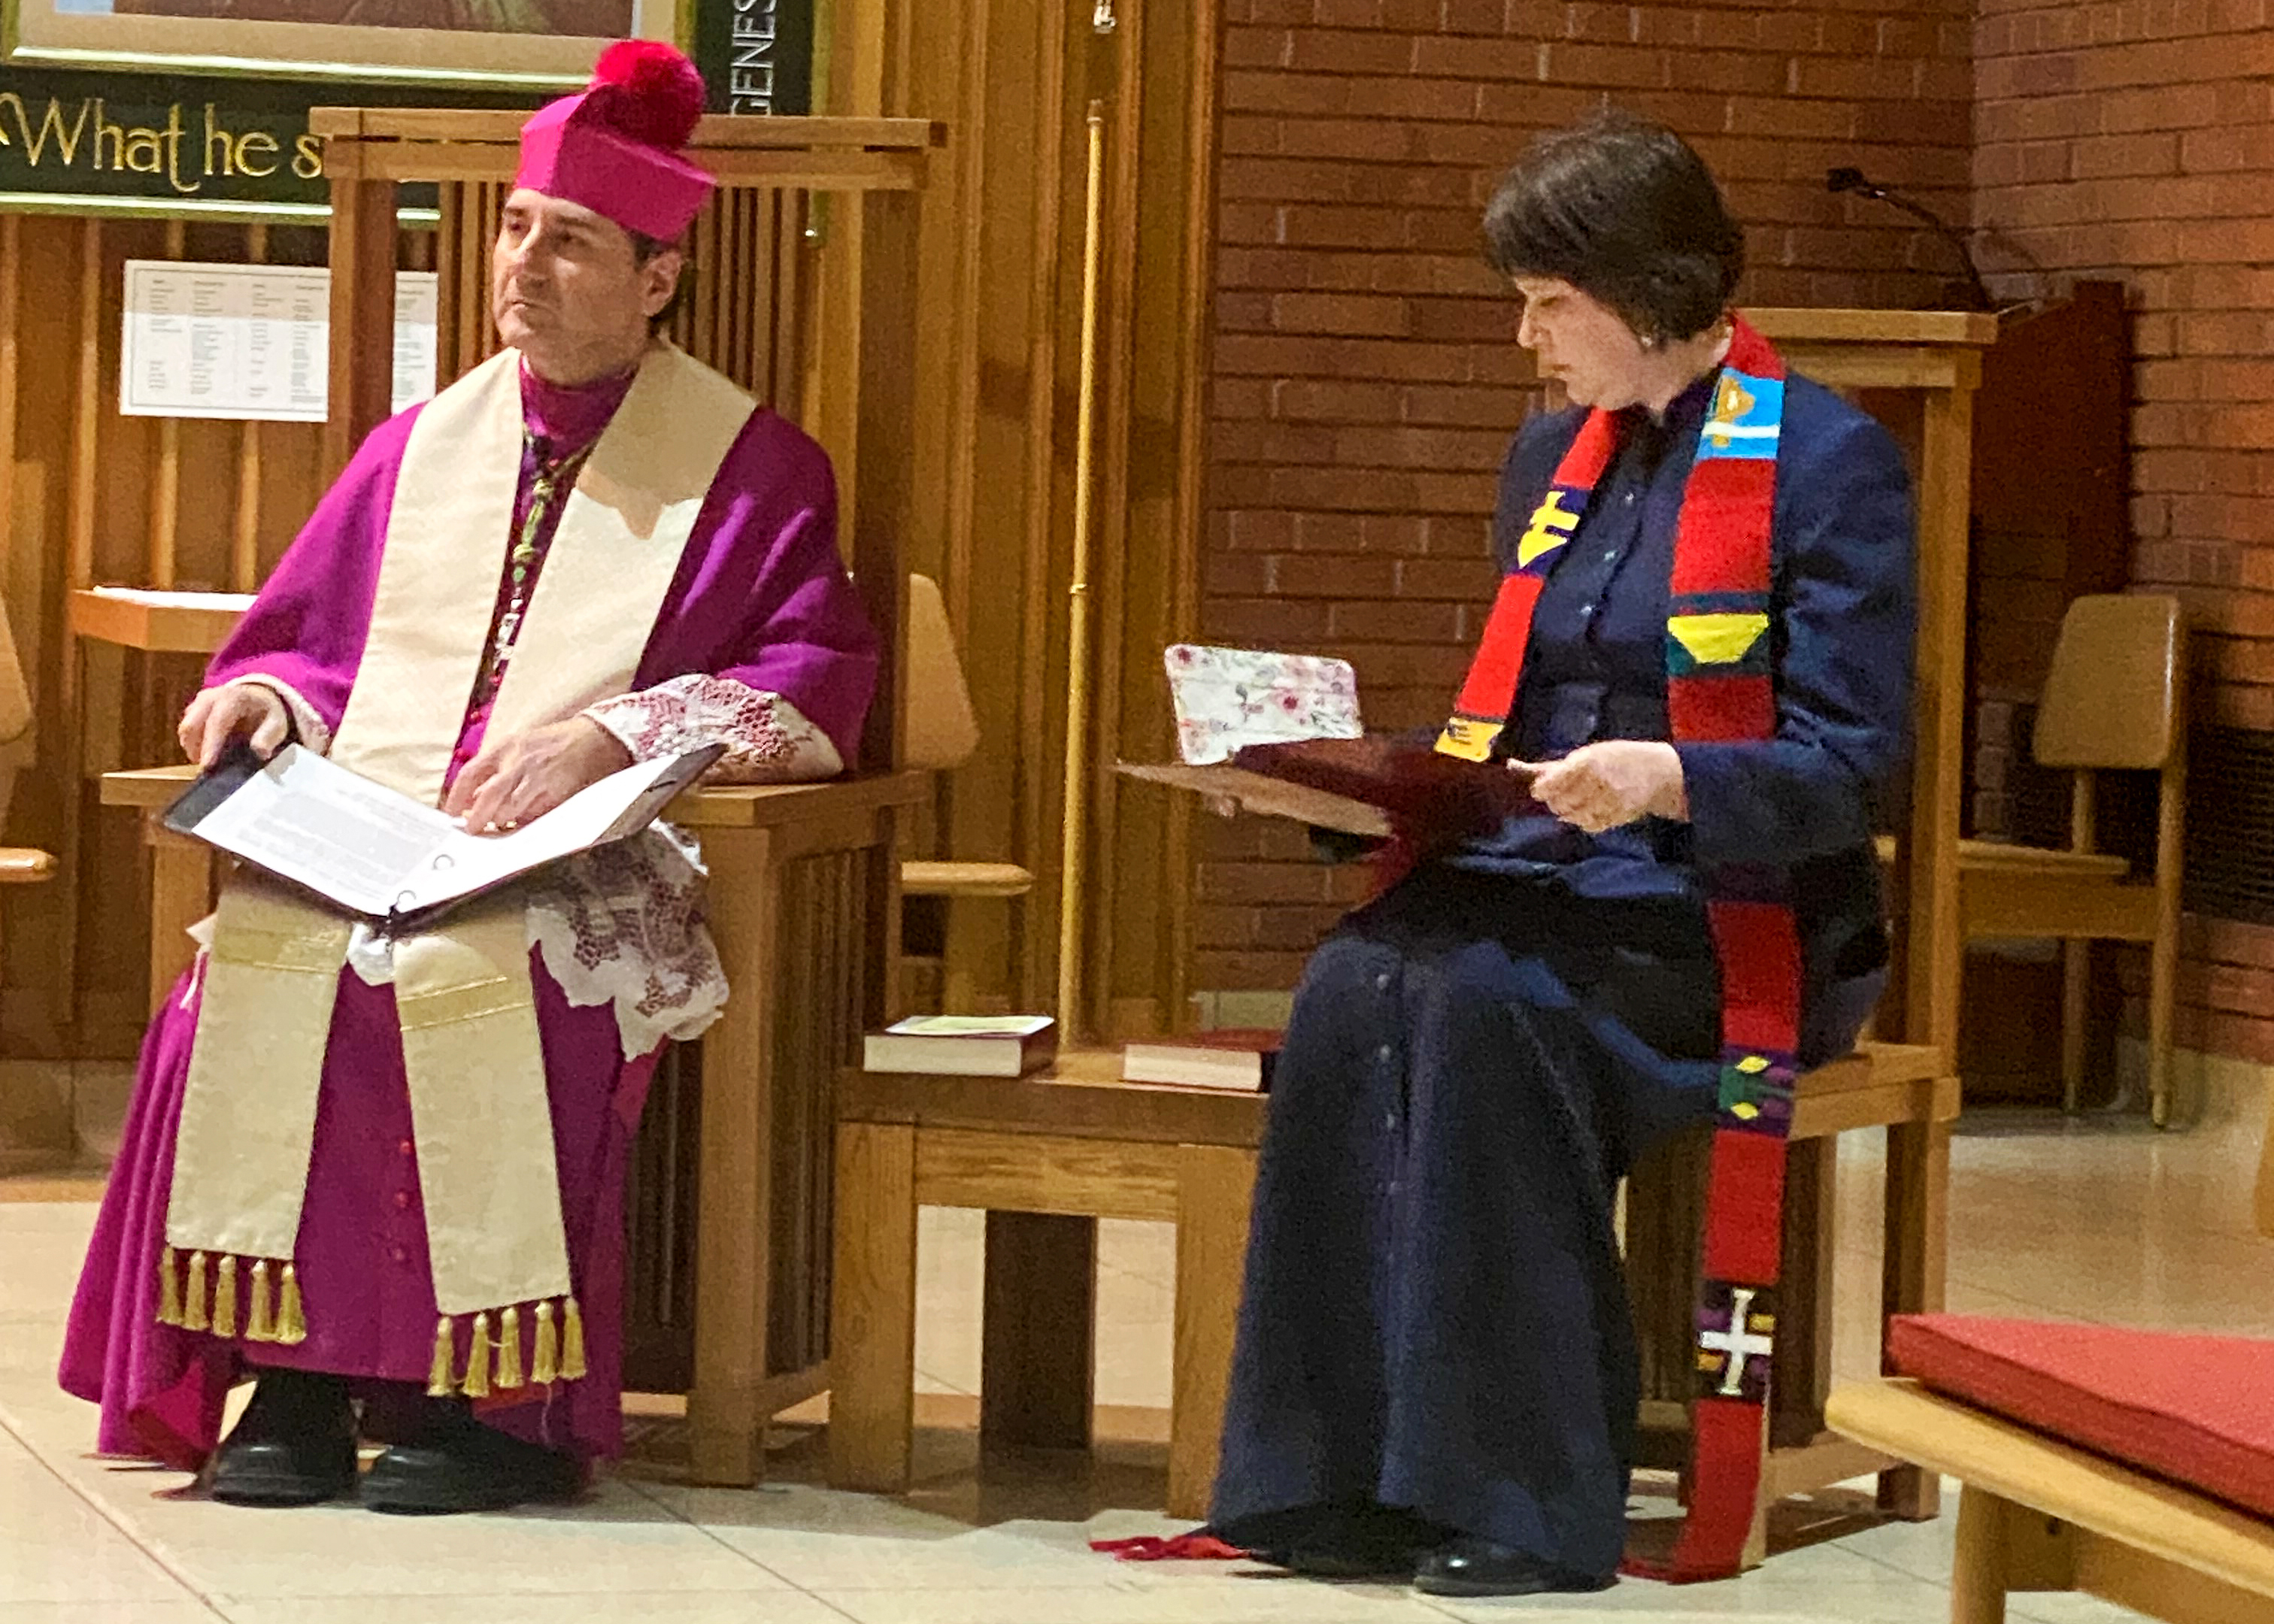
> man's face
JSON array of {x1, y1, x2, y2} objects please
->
[
  {"x1": 1511, "y1": 275, "x2": 1650, "y2": 411},
  {"x1": 492, "y1": 189, "x2": 680, "y2": 380}
]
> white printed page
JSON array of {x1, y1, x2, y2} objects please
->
[
  {"x1": 191, "y1": 746, "x2": 459, "y2": 917},
  {"x1": 393, "y1": 751, "x2": 706, "y2": 910}
]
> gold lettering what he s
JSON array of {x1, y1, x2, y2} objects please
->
[
  {"x1": 91, "y1": 100, "x2": 171, "y2": 178},
  {"x1": 0, "y1": 94, "x2": 92, "y2": 166},
  {"x1": 293, "y1": 134, "x2": 323, "y2": 181},
  {"x1": 204, "y1": 106, "x2": 277, "y2": 180}
]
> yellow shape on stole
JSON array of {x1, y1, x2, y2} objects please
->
[
  {"x1": 1668, "y1": 612, "x2": 1769, "y2": 666},
  {"x1": 1706, "y1": 374, "x2": 1757, "y2": 447},
  {"x1": 1517, "y1": 489, "x2": 1583, "y2": 567}
]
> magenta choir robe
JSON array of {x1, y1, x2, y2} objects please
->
[{"x1": 61, "y1": 361, "x2": 878, "y2": 1471}]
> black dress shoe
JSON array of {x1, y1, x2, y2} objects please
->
[
  {"x1": 210, "y1": 1370, "x2": 358, "y2": 1507},
  {"x1": 1412, "y1": 1537, "x2": 1613, "y2": 1598},
  {"x1": 362, "y1": 1400, "x2": 582, "y2": 1515}
]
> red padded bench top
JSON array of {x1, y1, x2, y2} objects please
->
[{"x1": 1889, "y1": 1315, "x2": 2274, "y2": 1522}]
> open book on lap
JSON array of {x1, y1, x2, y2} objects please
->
[
  {"x1": 165, "y1": 738, "x2": 724, "y2": 929},
  {"x1": 1128, "y1": 641, "x2": 1542, "y2": 848}
]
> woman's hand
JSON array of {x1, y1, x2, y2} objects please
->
[
  {"x1": 444, "y1": 716, "x2": 634, "y2": 835},
  {"x1": 1522, "y1": 741, "x2": 1687, "y2": 833},
  {"x1": 179, "y1": 683, "x2": 290, "y2": 768}
]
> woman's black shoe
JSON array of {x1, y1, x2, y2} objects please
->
[
  {"x1": 361, "y1": 1400, "x2": 581, "y2": 1515},
  {"x1": 1411, "y1": 1538, "x2": 1612, "y2": 1598},
  {"x1": 209, "y1": 1370, "x2": 358, "y2": 1507}
]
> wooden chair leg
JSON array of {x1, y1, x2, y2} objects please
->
[
  {"x1": 2060, "y1": 939, "x2": 2090, "y2": 1115},
  {"x1": 2148, "y1": 917, "x2": 2179, "y2": 1129},
  {"x1": 1878, "y1": 1113, "x2": 1950, "y2": 1522},
  {"x1": 1169, "y1": 1144, "x2": 1256, "y2": 1521},
  {"x1": 981, "y1": 1211, "x2": 1096, "y2": 1450},
  {"x1": 827, "y1": 1121, "x2": 920, "y2": 1492},
  {"x1": 1951, "y1": 1485, "x2": 2013, "y2": 1624}
]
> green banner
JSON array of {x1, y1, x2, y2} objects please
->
[
  {"x1": 691, "y1": 0, "x2": 812, "y2": 116},
  {"x1": 0, "y1": 65, "x2": 539, "y2": 217}
]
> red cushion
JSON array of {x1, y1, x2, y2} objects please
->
[{"x1": 1887, "y1": 1315, "x2": 2274, "y2": 1520}]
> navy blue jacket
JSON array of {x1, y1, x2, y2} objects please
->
[{"x1": 1451, "y1": 366, "x2": 1916, "y2": 1047}]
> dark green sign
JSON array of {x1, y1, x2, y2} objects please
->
[
  {"x1": 0, "y1": 65, "x2": 539, "y2": 216},
  {"x1": 692, "y1": 0, "x2": 812, "y2": 117}
]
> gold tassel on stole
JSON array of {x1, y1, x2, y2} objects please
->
[
  {"x1": 427, "y1": 1317, "x2": 456, "y2": 1398},
  {"x1": 560, "y1": 1295, "x2": 587, "y2": 1382},
  {"x1": 246, "y1": 1259, "x2": 276, "y2": 1342},
  {"x1": 156, "y1": 1247, "x2": 183, "y2": 1327},
  {"x1": 211, "y1": 1256, "x2": 238, "y2": 1339},
  {"x1": 183, "y1": 1252, "x2": 210, "y2": 1332},
  {"x1": 496, "y1": 1305, "x2": 523, "y2": 1389},
  {"x1": 532, "y1": 1301, "x2": 558, "y2": 1386},
  {"x1": 461, "y1": 1311, "x2": 492, "y2": 1398},
  {"x1": 277, "y1": 1265, "x2": 308, "y2": 1344}
]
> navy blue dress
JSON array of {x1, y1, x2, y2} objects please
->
[{"x1": 1208, "y1": 368, "x2": 1916, "y2": 1580}]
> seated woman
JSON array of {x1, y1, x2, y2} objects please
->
[{"x1": 1208, "y1": 113, "x2": 1914, "y2": 1597}]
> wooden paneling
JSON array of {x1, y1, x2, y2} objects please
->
[
  {"x1": 890, "y1": 0, "x2": 1219, "y2": 1034},
  {"x1": 2, "y1": 214, "x2": 343, "y2": 1060}
]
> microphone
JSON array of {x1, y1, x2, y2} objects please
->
[{"x1": 1827, "y1": 165, "x2": 1995, "y2": 313}]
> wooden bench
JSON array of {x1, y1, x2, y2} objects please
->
[
  {"x1": 1825, "y1": 1080, "x2": 2274, "y2": 1620},
  {"x1": 829, "y1": 1050, "x2": 1261, "y2": 1518},
  {"x1": 1828, "y1": 1380, "x2": 2274, "y2": 1622}
]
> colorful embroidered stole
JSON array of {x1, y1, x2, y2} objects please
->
[{"x1": 1436, "y1": 315, "x2": 1797, "y2": 1583}]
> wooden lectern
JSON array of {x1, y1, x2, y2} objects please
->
[{"x1": 100, "y1": 111, "x2": 946, "y2": 1487}]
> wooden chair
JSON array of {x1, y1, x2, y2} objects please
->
[
  {"x1": 899, "y1": 572, "x2": 1032, "y2": 1011},
  {"x1": 0, "y1": 593, "x2": 62, "y2": 1173},
  {"x1": 310, "y1": 111, "x2": 944, "y2": 1486},
  {"x1": 1957, "y1": 595, "x2": 2188, "y2": 1124},
  {"x1": 1827, "y1": 1085, "x2": 2274, "y2": 1622}
]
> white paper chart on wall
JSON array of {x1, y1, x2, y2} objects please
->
[{"x1": 118, "y1": 261, "x2": 439, "y2": 423}]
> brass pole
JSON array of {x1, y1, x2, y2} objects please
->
[{"x1": 1056, "y1": 100, "x2": 1107, "y2": 1044}]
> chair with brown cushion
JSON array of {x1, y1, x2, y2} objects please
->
[{"x1": 1958, "y1": 594, "x2": 2188, "y2": 1124}]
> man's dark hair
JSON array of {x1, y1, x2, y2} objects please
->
[
  {"x1": 629, "y1": 229, "x2": 690, "y2": 334},
  {"x1": 1481, "y1": 111, "x2": 1744, "y2": 344}
]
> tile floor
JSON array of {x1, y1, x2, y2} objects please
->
[{"x1": 2, "y1": 1060, "x2": 2268, "y2": 1624}]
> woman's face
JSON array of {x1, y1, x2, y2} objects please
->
[{"x1": 1511, "y1": 276, "x2": 1651, "y2": 411}]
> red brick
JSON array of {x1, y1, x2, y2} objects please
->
[
  {"x1": 1269, "y1": 290, "x2": 1414, "y2": 335},
  {"x1": 1539, "y1": 41, "x2": 1672, "y2": 87},
  {"x1": 1287, "y1": 27, "x2": 1422, "y2": 74},
  {"x1": 1326, "y1": 599, "x2": 1464, "y2": 641},
  {"x1": 1329, "y1": 423, "x2": 1505, "y2": 468},
  {"x1": 1272, "y1": 377, "x2": 1405, "y2": 420}
]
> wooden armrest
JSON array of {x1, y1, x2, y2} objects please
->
[
  {"x1": 0, "y1": 848, "x2": 56, "y2": 883},
  {"x1": 900, "y1": 861, "x2": 1034, "y2": 898}
]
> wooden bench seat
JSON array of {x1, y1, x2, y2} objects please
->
[{"x1": 1829, "y1": 1379, "x2": 2274, "y2": 1622}]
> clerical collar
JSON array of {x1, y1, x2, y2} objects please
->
[{"x1": 517, "y1": 356, "x2": 638, "y2": 456}]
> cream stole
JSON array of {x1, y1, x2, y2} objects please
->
[{"x1": 159, "y1": 344, "x2": 753, "y2": 1395}]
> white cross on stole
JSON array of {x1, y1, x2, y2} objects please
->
[{"x1": 1702, "y1": 1286, "x2": 1775, "y2": 1397}]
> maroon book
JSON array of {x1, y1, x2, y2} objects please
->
[{"x1": 1231, "y1": 735, "x2": 1539, "y2": 851}]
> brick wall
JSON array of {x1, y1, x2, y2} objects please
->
[
  {"x1": 1196, "y1": 0, "x2": 1972, "y2": 993},
  {"x1": 1974, "y1": 0, "x2": 2274, "y2": 1060}
]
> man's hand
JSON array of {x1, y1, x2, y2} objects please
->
[
  {"x1": 1523, "y1": 740, "x2": 1687, "y2": 834},
  {"x1": 444, "y1": 716, "x2": 634, "y2": 835},
  {"x1": 179, "y1": 683, "x2": 290, "y2": 768}
]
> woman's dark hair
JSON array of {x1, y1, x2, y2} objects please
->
[{"x1": 1481, "y1": 111, "x2": 1744, "y2": 344}]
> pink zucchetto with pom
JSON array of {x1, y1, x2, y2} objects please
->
[{"x1": 515, "y1": 41, "x2": 713, "y2": 242}]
